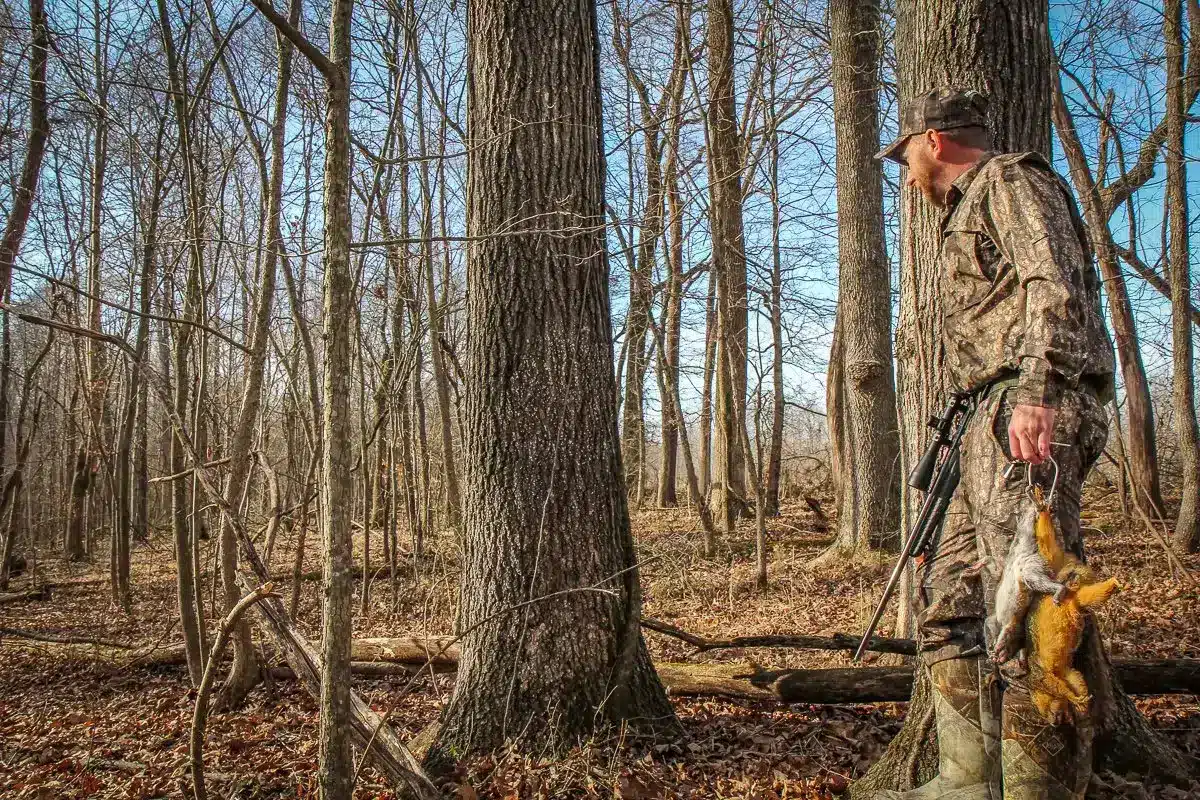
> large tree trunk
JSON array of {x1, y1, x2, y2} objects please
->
[
  {"x1": 858, "y1": 0, "x2": 1189, "y2": 793},
  {"x1": 427, "y1": 0, "x2": 678, "y2": 763},
  {"x1": 823, "y1": 0, "x2": 899, "y2": 560},
  {"x1": 707, "y1": 0, "x2": 749, "y2": 534},
  {"x1": 1166, "y1": 0, "x2": 1200, "y2": 553}
]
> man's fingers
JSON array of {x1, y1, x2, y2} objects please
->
[
  {"x1": 1037, "y1": 425, "x2": 1052, "y2": 462},
  {"x1": 1009, "y1": 404, "x2": 1057, "y2": 465},
  {"x1": 1019, "y1": 428, "x2": 1041, "y2": 465},
  {"x1": 1008, "y1": 425, "x2": 1024, "y2": 461}
]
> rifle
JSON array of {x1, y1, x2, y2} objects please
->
[{"x1": 852, "y1": 389, "x2": 980, "y2": 662}]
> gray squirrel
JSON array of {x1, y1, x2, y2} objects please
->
[{"x1": 984, "y1": 500, "x2": 1066, "y2": 663}]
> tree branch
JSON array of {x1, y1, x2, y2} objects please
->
[{"x1": 245, "y1": 0, "x2": 336, "y2": 78}]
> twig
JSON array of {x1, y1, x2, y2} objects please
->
[
  {"x1": 1111, "y1": 446, "x2": 1197, "y2": 586},
  {"x1": 1131, "y1": 488, "x2": 1197, "y2": 587},
  {"x1": 148, "y1": 457, "x2": 232, "y2": 484},
  {"x1": 190, "y1": 583, "x2": 277, "y2": 800},
  {"x1": 9, "y1": 265, "x2": 251, "y2": 352}
]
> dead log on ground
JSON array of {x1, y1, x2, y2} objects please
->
[
  {"x1": 12, "y1": 631, "x2": 1200, "y2": 701},
  {"x1": 0, "y1": 627, "x2": 135, "y2": 649},
  {"x1": 658, "y1": 659, "x2": 1200, "y2": 703},
  {"x1": 641, "y1": 616, "x2": 917, "y2": 656},
  {"x1": 0, "y1": 585, "x2": 49, "y2": 604},
  {"x1": 3, "y1": 635, "x2": 460, "y2": 671},
  {"x1": 656, "y1": 662, "x2": 913, "y2": 703}
]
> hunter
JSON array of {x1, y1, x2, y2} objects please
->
[{"x1": 874, "y1": 88, "x2": 1116, "y2": 799}]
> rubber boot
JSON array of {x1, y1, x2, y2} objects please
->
[
  {"x1": 875, "y1": 657, "x2": 999, "y2": 800},
  {"x1": 1000, "y1": 679, "x2": 1092, "y2": 799}
]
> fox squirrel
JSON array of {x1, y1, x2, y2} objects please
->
[{"x1": 1023, "y1": 491, "x2": 1120, "y2": 724}]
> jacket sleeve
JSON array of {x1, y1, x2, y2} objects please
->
[{"x1": 983, "y1": 160, "x2": 1090, "y2": 407}]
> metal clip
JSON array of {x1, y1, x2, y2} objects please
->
[
  {"x1": 1002, "y1": 451, "x2": 1062, "y2": 508},
  {"x1": 1029, "y1": 455, "x2": 1060, "y2": 508}
]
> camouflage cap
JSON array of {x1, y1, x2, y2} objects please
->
[{"x1": 875, "y1": 87, "x2": 990, "y2": 164}]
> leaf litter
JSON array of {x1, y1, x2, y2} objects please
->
[{"x1": 2, "y1": 488, "x2": 1198, "y2": 798}]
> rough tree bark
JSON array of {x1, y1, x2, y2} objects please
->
[
  {"x1": 1165, "y1": 0, "x2": 1200, "y2": 553},
  {"x1": 427, "y1": 0, "x2": 679, "y2": 763},
  {"x1": 856, "y1": 0, "x2": 1191, "y2": 794},
  {"x1": 822, "y1": 0, "x2": 900, "y2": 560}
]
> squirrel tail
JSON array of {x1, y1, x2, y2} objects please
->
[{"x1": 1075, "y1": 577, "x2": 1120, "y2": 608}]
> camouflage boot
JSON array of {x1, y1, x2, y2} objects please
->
[
  {"x1": 876, "y1": 657, "x2": 1000, "y2": 800},
  {"x1": 1000, "y1": 679, "x2": 1092, "y2": 799}
]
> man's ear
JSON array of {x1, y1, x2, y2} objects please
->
[{"x1": 926, "y1": 129, "x2": 943, "y2": 158}]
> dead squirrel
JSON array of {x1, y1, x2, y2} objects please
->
[
  {"x1": 987, "y1": 497, "x2": 1066, "y2": 663},
  {"x1": 1023, "y1": 494, "x2": 1120, "y2": 724}
]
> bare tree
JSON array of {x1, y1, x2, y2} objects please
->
[
  {"x1": 1165, "y1": 0, "x2": 1200, "y2": 551},
  {"x1": 822, "y1": 0, "x2": 899, "y2": 561},
  {"x1": 428, "y1": 0, "x2": 679, "y2": 761},
  {"x1": 707, "y1": 0, "x2": 749, "y2": 534},
  {"x1": 156, "y1": 0, "x2": 210, "y2": 686}
]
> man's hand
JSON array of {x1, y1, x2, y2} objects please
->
[{"x1": 1008, "y1": 404, "x2": 1056, "y2": 465}]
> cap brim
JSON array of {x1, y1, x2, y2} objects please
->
[{"x1": 874, "y1": 134, "x2": 910, "y2": 164}]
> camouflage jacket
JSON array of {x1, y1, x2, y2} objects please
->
[{"x1": 940, "y1": 151, "x2": 1115, "y2": 407}]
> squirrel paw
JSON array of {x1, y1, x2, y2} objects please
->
[{"x1": 962, "y1": 559, "x2": 988, "y2": 578}]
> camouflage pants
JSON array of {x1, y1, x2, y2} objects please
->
[{"x1": 917, "y1": 384, "x2": 1108, "y2": 797}]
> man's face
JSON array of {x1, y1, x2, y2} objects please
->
[{"x1": 902, "y1": 132, "x2": 948, "y2": 207}]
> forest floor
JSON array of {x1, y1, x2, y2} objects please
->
[{"x1": 3, "y1": 488, "x2": 1200, "y2": 799}]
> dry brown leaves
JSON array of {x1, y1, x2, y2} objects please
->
[{"x1": 1, "y1": 487, "x2": 1198, "y2": 798}]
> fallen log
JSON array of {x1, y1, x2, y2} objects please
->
[
  {"x1": 2, "y1": 635, "x2": 459, "y2": 671},
  {"x1": 656, "y1": 662, "x2": 913, "y2": 703},
  {"x1": 658, "y1": 659, "x2": 1200, "y2": 703},
  {"x1": 11, "y1": 631, "x2": 1200, "y2": 701},
  {"x1": 0, "y1": 585, "x2": 50, "y2": 604},
  {"x1": 0, "y1": 627, "x2": 135, "y2": 649},
  {"x1": 641, "y1": 617, "x2": 917, "y2": 656}
]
